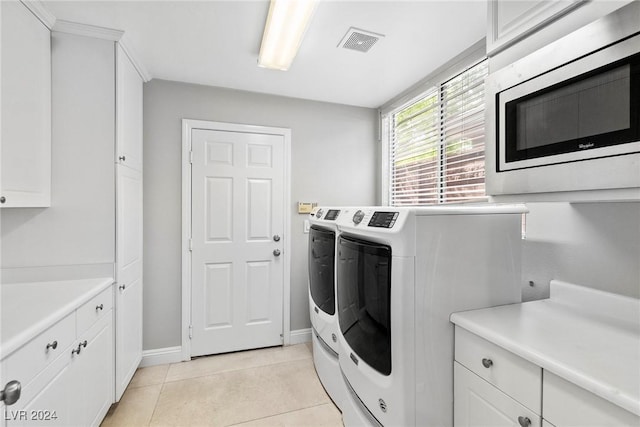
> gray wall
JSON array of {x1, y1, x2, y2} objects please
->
[
  {"x1": 143, "y1": 79, "x2": 379, "y2": 350},
  {"x1": 522, "y1": 202, "x2": 640, "y2": 301},
  {"x1": 1, "y1": 33, "x2": 115, "y2": 277}
]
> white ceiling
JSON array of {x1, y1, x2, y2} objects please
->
[{"x1": 43, "y1": 0, "x2": 487, "y2": 108}]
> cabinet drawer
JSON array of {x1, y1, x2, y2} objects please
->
[
  {"x1": 455, "y1": 327, "x2": 542, "y2": 413},
  {"x1": 543, "y1": 371, "x2": 640, "y2": 427},
  {"x1": 454, "y1": 362, "x2": 541, "y2": 427},
  {"x1": 76, "y1": 286, "x2": 112, "y2": 334},
  {"x1": 2, "y1": 313, "x2": 75, "y2": 389}
]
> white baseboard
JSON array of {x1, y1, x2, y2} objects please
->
[
  {"x1": 140, "y1": 346, "x2": 183, "y2": 367},
  {"x1": 141, "y1": 332, "x2": 310, "y2": 368},
  {"x1": 289, "y1": 328, "x2": 312, "y2": 345}
]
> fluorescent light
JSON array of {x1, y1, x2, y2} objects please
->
[{"x1": 258, "y1": 0, "x2": 318, "y2": 71}]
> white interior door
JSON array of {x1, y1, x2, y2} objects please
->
[{"x1": 190, "y1": 128, "x2": 285, "y2": 357}]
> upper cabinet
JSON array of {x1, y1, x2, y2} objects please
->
[
  {"x1": 486, "y1": 0, "x2": 584, "y2": 56},
  {"x1": 1, "y1": 1, "x2": 52, "y2": 208},
  {"x1": 116, "y1": 46, "x2": 143, "y2": 172}
]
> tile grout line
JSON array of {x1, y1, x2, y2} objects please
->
[
  {"x1": 223, "y1": 402, "x2": 339, "y2": 427},
  {"x1": 146, "y1": 380, "x2": 167, "y2": 426}
]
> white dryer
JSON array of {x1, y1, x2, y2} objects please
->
[
  {"x1": 307, "y1": 207, "x2": 348, "y2": 410},
  {"x1": 334, "y1": 205, "x2": 528, "y2": 427}
]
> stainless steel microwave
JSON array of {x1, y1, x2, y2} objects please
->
[
  {"x1": 497, "y1": 35, "x2": 640, "y2": 172},
  {"x1": 485, "y1": 1, "x2": 640, "y2": 199}
]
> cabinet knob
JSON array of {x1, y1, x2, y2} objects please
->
[
  {"x1": 96, "y1": 303, "x2": 104, "y2": 311},
  {"x1": 518, "y1": 416, "x2": 531, "y2": 427},
  {"x1": 119, "y1": 284, "x2": 126, "y2": 291},
  {"x1": 119, "y1": 155, "x2": 126, "y2": 161},
  {"x1": 46, "y1": 340, "x2": 58, "y2": 351},
  {"x1": 0, "y1": 196, "x2": 6, "y2": 204},
  {"x1": 482, "y1": 358, "x2": 493, "y2": 368},
  {"x1": 0, "y1": 380, "x2": 21, "y2": 406}
]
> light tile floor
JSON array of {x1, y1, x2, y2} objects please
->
[{"x1": 101, "y1": 343, "x2": 344, "y2": 427}]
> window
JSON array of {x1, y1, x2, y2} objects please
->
[{"x1": 386, "y1": 59, "x2": 488, "y2": 206}]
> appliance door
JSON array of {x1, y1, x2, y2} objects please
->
[
  {"x1": 308, "y1": 225, "x2": 336, "y2": 315},
  {"x1": 337, "y1": 235, "x2": 392, "y2": 376},
  {"x1": 498, "y1": 36, "x2": 640, "y2": 171}
]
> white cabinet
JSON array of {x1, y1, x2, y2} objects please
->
[
  {"x1": 454, "y1": 363, "x2": 541, "y2": 427},
  {"x1": 2, "y1": 286, "x2": 113, "y2": 427},
  {"x1": 115, "y1": 45, "x2": 144, "y2": 401},
  {"x1": 486, "y1": 0, "x2": 584, "y2": 55},
  {"x1": 116, "y1": 46, "x2": 144, "y2": 172},
  {"x1": 454, "y1": 327, "x2": 541, "y2": 427},
  {"x1": 1, "y1": 1, "x2": 51, "y2": 208},
  {"x1": 454, "y1": 326, "x2": 640, "y2": 427},
  {"x1": 543, "y1": 372, "x2": 639, "y2": 427}
]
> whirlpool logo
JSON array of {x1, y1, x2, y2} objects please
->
[{"x1": 578, "y1": 143, "x2": 595, "y2": 149}]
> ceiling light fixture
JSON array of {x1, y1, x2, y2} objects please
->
[{"x1": 258, "y1": 0, "x2": 318, "y2": 71}]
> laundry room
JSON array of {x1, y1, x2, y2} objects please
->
[{"x1": 1, "y1": 1, "x2": 639, "y2": 426}]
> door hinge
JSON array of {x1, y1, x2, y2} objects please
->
[
  {"x1": 189, "y1": 325, "x2": 193, "y2": 339},
  {"x1": 189, "y1": 150, "x2": 193, "y2": 164},
  {"x1": 189, "y1": 238, "x2": 193, "y2": 251}
]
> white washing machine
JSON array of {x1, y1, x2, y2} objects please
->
[
  {"x1": 334, "y1": 205, "x2": 528, "y2": 427},
  {"x1": 308, "y1": 207, "x2": 348, "y2": 410}
]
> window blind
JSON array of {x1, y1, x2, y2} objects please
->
[{"x1": 389, "y1": 59, "x2": 488, "y2": 206}]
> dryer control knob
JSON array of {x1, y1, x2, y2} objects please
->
[
  {"x1": 353, "y1": 210, "x2": 365, "y2": 225},
  {"x1": 316, "y1": 209, "x2": 324, "y2": 218}
]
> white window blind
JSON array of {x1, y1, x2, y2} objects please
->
[{"x1": 389, "y1": 59, "x2": 488, "y2": 206}]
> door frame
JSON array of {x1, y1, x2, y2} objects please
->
[{"x1": 181, "y1": 119, "x2": 292, "y2": 361}]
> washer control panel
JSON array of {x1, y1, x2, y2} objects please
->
[{"x1": 368, "y1": 211, "x2": 399, "y2": 228}]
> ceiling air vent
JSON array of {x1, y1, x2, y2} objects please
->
[{"x1": 338, "y1": 27, "x2": 384, "y2": 53}]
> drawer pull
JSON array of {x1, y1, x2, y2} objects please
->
[
  {"x1": 45, "y1": 341, "x2": 58, "y2": 351},
  {"x1": 96, "y1": 303, "x2": 104, "y2": 311},
  {"x1": 0, "y1": 380, "x2": 21, "y2": 406},
  {"x1": 72, "y1": 341, "x2": 88, "y2": 356},
  {"x1": 119, "y1": 284, "x2": 126, "y2": 291},
  {"x1": 482, "y1": 358, "x2": 493, "y2": 368},
  {"x1": 518, "y1": 416, "x2": 531, "y2": 427}
]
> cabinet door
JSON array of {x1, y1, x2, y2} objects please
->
[
  {"x1": 486, "y1": 0, "x2": 584, "y2": 55},
  {"x1": 74, "y1": 315, "x2": 114, "y2": 427},
  {"x1": 6, "y1": 360, "x2": 74, "y2": 427},
  {"x1": 116, "y1": 45, "x2": 143, "y2": 172},
  {"x1": 543, "y1": 371, "x2": 639, "y2": 427},
  {"x1": 1, "y1": 1, "x2": 51, "y2": 207},
  {"x1": 454, "y1": 362, "x2": 541, "y2": 427},
  {"x1": 115, "y1": 165, "x2": 143, "y2": 400}
]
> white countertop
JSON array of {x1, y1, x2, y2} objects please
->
[
  {"x1": 1, "y1": 277, "x2": 113, "y2": 359},
  {"x1": 450, "y1": 280, "x2": 640, "y2": 416}
]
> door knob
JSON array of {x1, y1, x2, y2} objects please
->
[
  {"x1": 0, "y1": 380, "x2": 21, "y2": 406},
  {"x1": 273, "y1": 249, "x2": 281, "y2": 257},
  {"x1": 273, "y1": 235, "x2": 281, "y2": 242}
]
